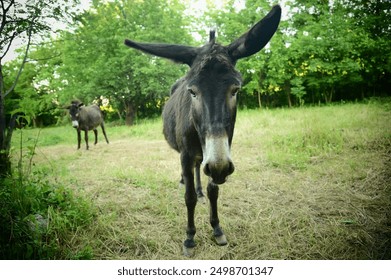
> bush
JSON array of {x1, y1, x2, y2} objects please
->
[
  {"x1": 0, "y1": 171, "x2": 95, "y2": 259},
  {"x1": 0, "y1": 129, "x2": 96, "y2": 259}
]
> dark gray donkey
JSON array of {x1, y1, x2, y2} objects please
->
[
  {"x1": 124, "y1": 5, "x2": 281, "y2": 256},
  {"x1": 66, "y1": 100, "x2": 109, "y2": 150}
]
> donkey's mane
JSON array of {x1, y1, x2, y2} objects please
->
[{"x1": 189, "y1": 39, "x2": 236, "y2": 76}]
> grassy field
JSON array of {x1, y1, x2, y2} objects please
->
[{"x1": 12, "y1": 100, "x2": 391, "y2": 259}]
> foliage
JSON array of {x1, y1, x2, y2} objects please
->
[
  {"x1": 0, "y1": 173, "x2": 95, "y2": 259},
  {"x1": 47, "y1": 0, "x2": 192, "y2": 125},
  {"x1": 3, "y1": 0, "x2": 391, "y2": 126},
  {"x1": 3, "y1": 0, "x2": 391, "y2": 125},
  {"x1": 0, "y1": 130, "x2": 95, "y2": 259},
  {"x1": 1, "y1": 0, "x2": 81, "y2": 176},
  {"x1": 208, "y1": 0, "x2": 391, "y2": 108}
]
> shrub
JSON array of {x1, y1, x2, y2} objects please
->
[
  {"x1": 0, "y1": 130, "x2": 96, "y2": 259},
  {"x1": 0, "y1": 171, "x2": 95, "y2": 259}
]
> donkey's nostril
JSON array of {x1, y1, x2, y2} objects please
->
[
  {"x1": 202, "y1": 159, "x2": 235, "y2": 184},
  {"x1": 203, "y1": 163, "x2": 211, "y2": 177},
  {"x1": 72, "y1": 120, "x2": 79, "y2": 128}
]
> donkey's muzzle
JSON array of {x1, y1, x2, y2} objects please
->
[
  {"x1": 203, "y1": 160, "x2": 235, "y2": 184},
  {"x1": 202, "y1": 135, "x2": 235, "y2": 184},
  {"x1": 72, "y1": 120, "x2": 79, "y2": 128}
]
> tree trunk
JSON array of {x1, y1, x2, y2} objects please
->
[
  {"x1": 0, "y1": 101, "x2": 14, "y2": 178},
  {"x1": 284, "y1": 81, "x2": 292, "y2": 107},
  {"x1": 0, "y1": 29, "x2": 32, "y2": 178},
  {"x1": 325, "y1": 88, "x2": 334, "y2": 103},
  {"x1": 117, "y1": 110, "x2": 123, "y2": 121},
  {"x1": 287, "y1": 92, "x2": 292, "y2": 107},
  {"x1": 125, "y1": 101, "x2": 136, "y2": 126},
  {"x1": 257, "y1": 91, "x2": 262, "y2": 108},
  {"x1": 0, "y1": 63, "x2": 11, "y2": 178}
]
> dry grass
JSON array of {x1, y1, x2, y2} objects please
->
[{"x1": 21, "y1": 101, "x2": 391, "y2": 259}]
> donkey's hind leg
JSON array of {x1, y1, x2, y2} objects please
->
[
  {"x1": 100, "y1": 122, "x2": 109, "y2": 144},
  {"x1": 93, "y1": 129, "x2": 98, "y2": 145},
  {"x1": 195, "y1": 162, "x2": 205, "y2": 203},
  {"x1": 181, "y1": 153, "x2": 197, "y2": 257},
  {"x1": 179, "y1": 163, "x2": 205, "y2": 204}
]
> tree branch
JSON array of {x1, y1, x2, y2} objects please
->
[
  {"x1": 4, "y1": 28, "x2": 32, "y2": 97},
  {"x1": 0, "y1": 0, "x2": 15, "y2": 33},
  {"x1": 0, "y1": 31, "x2": 17, "y2": 60},
  {"x1": 26, "y1": 52, "x2": 62, "y2": 63}
]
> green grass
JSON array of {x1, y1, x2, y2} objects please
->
[
  {"x1": 12, "y1": 117, "x2": 162, "y2": 148},
  {"x1": 0, "y1": 170, "x2": 95, "y2": 259},
  {"x1": 8, "y1": 99, "x2": 391, "y2": 259},
  {"x1": 236, "y1": 103, "x2": 390, "y2": 170}
]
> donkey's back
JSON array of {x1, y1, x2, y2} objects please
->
[{"x1": 78, "y1": 105, "x2": 104, "y2": 131}]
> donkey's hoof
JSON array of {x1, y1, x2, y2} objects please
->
[
  {"x1": 215, "y1": 234, "x2": 228, "y2": 246},
  {"x1": 183, "y1": 245, "x2": 195, "y2": 257},
  {"x1": 197, "y1": 195, "x2": 206, "y2": 204}
]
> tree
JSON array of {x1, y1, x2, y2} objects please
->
[
  {"x1": 4, "y1": 46, "x2": 61, "y2": 127},
  {"x1": 211, "y1": 0, "x2": 390, "y2": 107},
  {"x1": 52, "y1": 0, "x2": 193, "y2": 125},
  {"x1": 343, "y1": 0, "x2": 391, "y2": 97},
  {"x1": 0, "y1": 0, "x2": 80, "y2": 177},
  {"x1": 281, "y1": 0, "x2": 391, "y2": 104},
  {"x1": 288, "y1": 1, "x2": 363, "y2": 103}
]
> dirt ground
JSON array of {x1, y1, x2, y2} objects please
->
[{"x1": 33, "y1": 130, "x2": 391, "y2": 259}]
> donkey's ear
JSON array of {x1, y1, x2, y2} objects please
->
[
  {"x1": 228, "y1": 5, "x2": 281, "y2": 60},
  {"x1": 78, "y1": 103, "x2": 84, "y2": 107},
  {"x1": 124, "y1": 40, "x2": 198, "y2": 66}
]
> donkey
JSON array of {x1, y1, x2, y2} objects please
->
[
  {"x1": 66, "y1": 100, "x2": 109, "y2": 150},
  {"x1": 124, "y1": 5, "x2": 281, "y2": 256}
]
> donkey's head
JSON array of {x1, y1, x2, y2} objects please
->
[
  {"x1": 66, "y1": 100, "x2": 84, "y2": 128},
  {"x1": 125, "y1": 5, "x2": 281, "y2": 184}
]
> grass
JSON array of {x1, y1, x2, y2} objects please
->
[
  {"x1": 9, "y1": 99, "x2": 391, "y2": 259},
  {"x1": 0, "y1": 168, "x2": 95, "y2": 259}
]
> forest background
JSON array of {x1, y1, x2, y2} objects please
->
[{"x1": 2, "y1": 0, "x2": 390, "y2": 128}]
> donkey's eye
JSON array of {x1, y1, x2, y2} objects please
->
[{"x1": 188, "y1": 88, "x2": 197, "y2": 98}]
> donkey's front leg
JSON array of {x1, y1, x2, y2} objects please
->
[
  {"x1": 207, "y1": 180, "x2": 227, "y2": 246},
  {"x1": 181, "y1": 153, "x2": 197, "y2": 256},
  {"x1": 77, "y1": 130, "x2": 82, "y2": 150}
]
